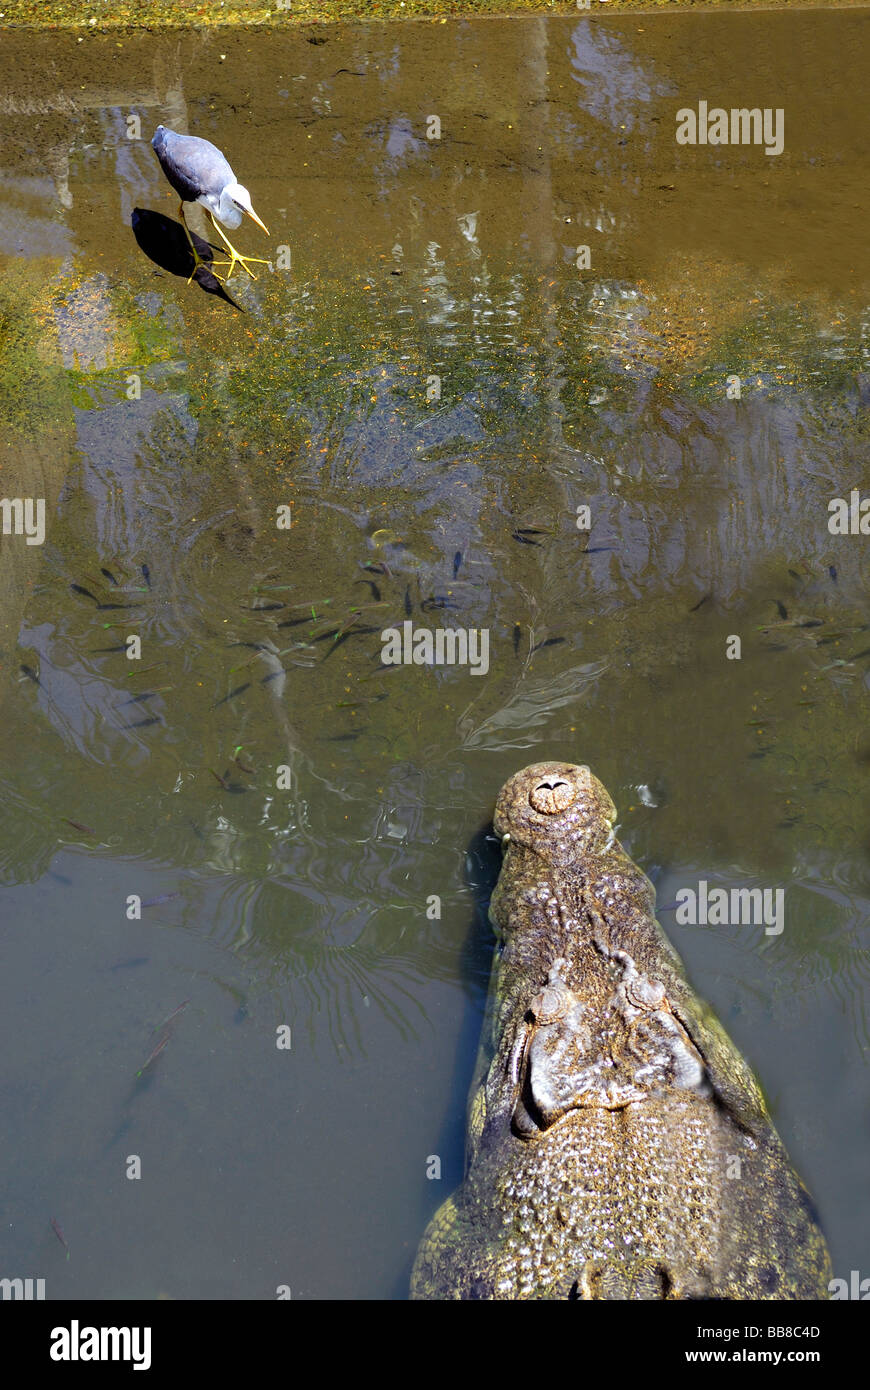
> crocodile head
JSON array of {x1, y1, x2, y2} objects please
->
[
  {"x1": 411, "y1": 762, "x2": 833, "y2": 1300},
  {"x1": 493, "y1": 761, "x2": 617, "y2": 868},
  {"x1": 489, "y1": 761, "x2": 710, "y2": 1122}
]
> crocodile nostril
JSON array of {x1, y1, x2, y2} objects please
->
[{"x1": 530, "y1": 779, "x2": 575, "y2": 814}]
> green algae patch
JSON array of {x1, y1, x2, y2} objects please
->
[
  {"x1": 0, "y1": 0, "x2": 861, "y2": 31},
  {"x1": 629, "y1": 258, "x2": 870, "y2": 405},
  {"x1": 51, "y1": 273, "x2": 178, "y2": 406},
  {"x1": 0, "y1": 266, "x2": 72, "y2": 432},
  {"x1": 0, "y1": 262, "x2": 79, "y2": 686}
]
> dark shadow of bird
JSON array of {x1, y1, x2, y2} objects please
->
[{"x1": 131, "y1": 208, "x2": 241, "y2": 308}]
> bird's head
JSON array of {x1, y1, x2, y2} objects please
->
[{"x1": 223, "y1": 181, "x2": 269, "y2": 235}]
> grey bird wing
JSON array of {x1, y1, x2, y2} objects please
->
[{"x1": 151, "y1": 126, "x2": 235, "y2": 204}]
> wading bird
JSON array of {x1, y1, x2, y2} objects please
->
[{"x1": 151, "y1": 125, "x2": 270, "y2": 281}]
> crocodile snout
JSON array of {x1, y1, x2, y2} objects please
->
[{"x1": 529, "y1": 777, "x2": 575, "y2": 815}]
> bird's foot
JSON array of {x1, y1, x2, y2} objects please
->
[{"x1": 211, "y1": 251, "x2": 270, "y2": 282}]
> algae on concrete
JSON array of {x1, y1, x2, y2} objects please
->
[{"x1": 0, "y1": 0, "x2": 860, "y2": 32}]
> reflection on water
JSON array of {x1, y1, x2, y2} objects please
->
[{"x1": 0, "y1": 11, "x2": 868, "y2": 1297}]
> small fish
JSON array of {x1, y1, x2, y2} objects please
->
[
  {"x1": 228, "y1": 647, "x2": 269, "y2": 673},
  {"x1": 828, "y1": 565, "x2": 837, "y2": 583},
  {"x1": 404, "y1": 585, "x2": 413, "y2": 617},
  {"x1": 109, "y1": 957, "x2": 149, "y2": 971},
  {"x1": 421, "y1": 595, "x2": 459, "y2": 612},
  {"x1": 334, "y1": 613, "x2": 364, "y2": 641},
  {"x1": 63, "y1": 819, "x2": 95, "y2": 835},
  {"x1": 748, "y1": 747, "x2": 774, "y2": 760},
  {"x1": 774, "y1": 600, "x2": 788, "y2": 620},
  {"x1": 511, "y1": 531, "x2": 542, "y2": 546},
  {"x1": 241, "y1": 600, "x2": 284, "y2": 612},
  {"x1": 580, "y1": 546, "x2": 615, "y2": 555},
  {"x1": 260, "y1": 669, "x2": 286, "y2": 686},
  {"x1": 531, "y1": 637, "x2": 566, "y2": 653},
  {"x1": 360, "y1": 663, "x2": 402, "y2": 680},
  {"x1": 310, "y1": 620, "x2": 373, "y2": 645},
  {"x1": 815, "y1": 635, "x2": 843, "y2": 647},
  {"x1": 689, "y1": 593, "x2": 711, "y2": 612},
  {"x1": 848, "y1": 646, "x2": 870, "y2": 661},
  {"x1": 125, "y1": 663, "x2": 167, "y2": 677},
  {"x1": 284, "y1": 599, "x2": 332, "y2": 612},
  {"x1": 514, "y1": 528, "x2": 549, "y2": 537},
  {"x1": 336, "y1": 694, "x2": 387, "y2": 708},
  {"x1": 364, "y1": 561, "x2": 391, "y2": 577},
  {"x1": 320, "y1": 626, "x2": 379, "y2": 661},
  {"x1": 120, "y1": 716, "x2": 161, "y2": 730},
  {"x1": 141, "y1": 564, "x2": 152, "y2": 589},
  {"x1": 70, "y1": 583, "x2": 99, "y2": 603},
  {"x1": 325, "y1": 731, "x2": 364, "y2": 742},
  {"x1": 92, "y1": 643, "x2": 130, "y2": 653},
  {"x1": 100, "y1": 568, "x2": 120, "y2": 586},
  {"x1": 117, "y1": 690, "x2": 170, "y2": 707},
  {"x1": 158, "y1": 1000, "x2": 190, "y2": 1030},
  {"x1": 797, "y1": 619, "x2": 824, "y2": 629},
  {"x1": 141, "y1": 892, "x2": 180, "y2": 909},
  {"x1": 788, "y1": 569, "x2": 803, "y2": 582},
  {"x1": 19, "y1": 663, "x2": 40, "y2": 684},
  {"x1": 136, "y1": 1034, "x2": 170, "y2": 1078},
  {"x1": 355, "y1": 579, "x2": 382, "y2": 601},
  {"x1": 277, "y1": 615, "x2": 316, "y2": 629},
  {"x1": 513, "y1": 623, "x2": 522, "y2": 655},
  {"x1": 97, "y1": 602, "x2": 140, "y2": 612},
  {"x1": 50, "y1": 1217, "x2": 70, "y2": 1259},
  {"x1": 135, "y1": 1000, "x2": 189, "y2": 1078},
  {"x1": 453, "y1": 551, "x2": 462, "y2": 578},
  {"x1": 213, "y1": 682, "x2": 252, "y2": 707}
]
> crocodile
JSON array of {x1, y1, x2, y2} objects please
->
[{"x1": 411, "y1": 762, "x2": 831, "y2": 1300}]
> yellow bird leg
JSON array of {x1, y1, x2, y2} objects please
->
[
  {"x1": 208, "y1": 212, "x2": 270, "y2": 281},
  {"x1": 177, "y1": 202, "x2": 225, "y2": 284}
]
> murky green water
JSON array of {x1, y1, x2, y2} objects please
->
[{"x1": 1, "y1": 12, "x2": 868, "y2": 1298}]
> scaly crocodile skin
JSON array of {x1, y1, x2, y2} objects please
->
[{"x1": 411, "y1": 762, "x2": 831, "y2": 1300}]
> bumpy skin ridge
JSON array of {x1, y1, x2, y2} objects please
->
[{"x1": 411, "y1": 762, "x2": 832, "y2": 1300}]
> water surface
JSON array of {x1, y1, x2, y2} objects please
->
[{"x1": 1, "y1": 11, "x2": 868, "y2": 1297}]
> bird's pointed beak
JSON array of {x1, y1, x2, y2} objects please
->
[{"x1": 245, "y1": 204, "x2": 269, "y2": 236}]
